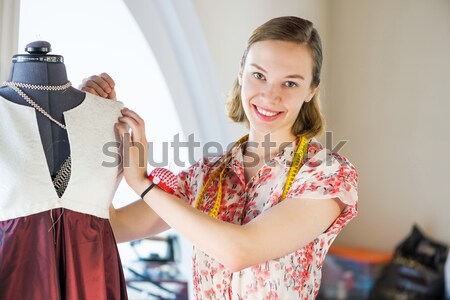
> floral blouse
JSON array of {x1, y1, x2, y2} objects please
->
[{"x1": 174, "y1": 138, "x2": 358, "y2": 300}]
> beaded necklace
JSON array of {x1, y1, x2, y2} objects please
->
[
  {"x1": 195, "y1": 134, "x2": 309, "y2": 218},
  {"x1": 1, "y1": 81, "x2": 72, "y2": 198},
  {"x1": 1, "y1": 81, "x2": 71, "y2": 129}
]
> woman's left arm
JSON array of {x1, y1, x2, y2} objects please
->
[
  {"x1": 118, "y1": 108, "x2": 345, "y2": 272},
  {"x1": 145, "y1": 188, "x2": 343, "y2": 272}
]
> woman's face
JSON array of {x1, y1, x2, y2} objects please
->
[{"x1": 239, "y1": 40, "x2": 317, "y2": 140}]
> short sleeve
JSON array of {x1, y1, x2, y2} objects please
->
[
  {"x1": 172, "y1": 163, "x2": 197, "y2": 206},
  {"x1": 286, "y1": 147, "x2": 359, "y2": 238},
  {"x1": 286, "y1": 148, "x2": 358, "y2": 206}
]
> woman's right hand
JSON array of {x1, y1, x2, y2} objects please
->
[
  {"x1": 79, "y1": 72, "x2": 117, "y2": 100},
  {"x1": 115, "y1": 108, "x2": 150, "y2": 195}
]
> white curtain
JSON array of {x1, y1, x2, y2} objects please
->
[
  {"x1": 0, "y1": 0, "x2": 20, "y2": 82},
  {"x1": 123, "y1": 0, "x2": 230, "y2": 147}
]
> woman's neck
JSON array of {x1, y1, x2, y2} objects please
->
[
  {"x1": 242, "y1": 130, "x2": 296, "y2": 183},
  {"x1": 246, "y1": 130, "x2": 296, "y2": 162}
]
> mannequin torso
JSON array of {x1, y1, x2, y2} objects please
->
[
  {"x1": 0, "y1": 41, "x2": 85, "y2": 175},
  {"x1": 0, "y1": 41, "x2": 128, "y2": 300}
]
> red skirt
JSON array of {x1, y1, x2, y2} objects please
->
[{"x1": 0, "y1": 208, "x2": 128, "y2": 300}]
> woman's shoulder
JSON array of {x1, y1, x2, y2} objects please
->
[
  {"x1": 305, "y1": 138, "x2": 357, "y2": 172},
  {"x1": 286, "y1": 138, "x2": 358, "y2": 204}
]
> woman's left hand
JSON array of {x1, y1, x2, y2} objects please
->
[{"x1": 115, "y1": 108, "x2": 150, "y2": 194}]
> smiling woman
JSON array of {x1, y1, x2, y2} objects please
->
[{"x1": 79, "y1": 16, "x2": 358, "y2": 300}]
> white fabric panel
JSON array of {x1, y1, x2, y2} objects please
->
[{"x1": 0, "y1": 94, "x2": 124, "y2": 221}]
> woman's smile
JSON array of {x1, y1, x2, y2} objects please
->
[{"x1": 253, "y1": 104, "x2": 283, "y2": 120}]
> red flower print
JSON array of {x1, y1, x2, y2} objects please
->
[
  {"x1": 269, "y1": 192, "x2": 281, "y2": 205},
  {"x1": 182, "y1": 140, "x2": 357, "y2": 299}
]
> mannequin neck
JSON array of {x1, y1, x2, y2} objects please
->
[{"x1": 8, "y1": 61, "x2": 69, "y2": 85}]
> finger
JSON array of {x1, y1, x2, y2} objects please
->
[
  {"x1": 121, "y1": 108, "x2": 145, "y2": 128},
  {"x1": 82, "y1": 79, "x2": 109, "y2": 98},
  {"x1": 80, "y1": 75, "x2": 101, "y2": 86},
  {"x1": 100, "y1": 73, "x2": 115, "y2": 88},
  {"x1": 115, "y1": 122, "x2": 129, "y2": 138},
  {"x1": 98, "y1": 73, "x2": 116, "y2": 99},
  {"x1": 90, "y1": 75, "x2": 113, "y2": 94},
  {"x1": 119, "y1": 117, "x2": 142, "y2": 142},
  {"x1": 81, "y1": 87, "x2": 100, "y2": 96},
  {"x1": 108, "y1": 89, "x2": 117, "y2": 100}
]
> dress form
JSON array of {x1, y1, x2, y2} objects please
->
[
  {"x1": 0, "y1": 41, "x2": 128, "y2": 300},
  {"x1": 0, "y1": 41, "x2": 85, "y2": 176}
]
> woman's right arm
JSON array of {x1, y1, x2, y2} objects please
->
[{"x1": 110, "y1": 199, "x2": 170, "y2": 243}]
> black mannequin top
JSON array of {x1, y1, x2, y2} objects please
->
[{"x1": 0, "y1": 41, "x2": 85, "y2": 176}]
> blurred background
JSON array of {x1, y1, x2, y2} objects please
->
[{"x1": 1, "y1": 0, "x2": 449, "y2": 299}]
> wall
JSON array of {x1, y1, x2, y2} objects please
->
[
  {"x1": 325, "y1": 0, "x2": 450, "y2": 249},
  {"x1": 192, "y1": 0, "x2": 450, "y2": 250}
]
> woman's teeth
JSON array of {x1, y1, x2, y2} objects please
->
[{"x1": 257, "y1": 106, "x2": 279, "y2": 117}]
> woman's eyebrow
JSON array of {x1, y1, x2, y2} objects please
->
[
  {"x1": 250, "y1": 63, "x2": 267, "y2": 72},
  {"x1": 250, "y1": 63, "x2": 305, "y2": 80}
]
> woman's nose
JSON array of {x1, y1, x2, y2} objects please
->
[{"x1": 261, "y1": 83, "x2": 281, "y2": 103}]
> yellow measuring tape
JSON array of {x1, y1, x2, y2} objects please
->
[
  {"x1": 195, "y1": 135, "x2": 309, "y2": 219},
  {"x1": 281, "y1": 135, "x2": 309, "y2": 200}
]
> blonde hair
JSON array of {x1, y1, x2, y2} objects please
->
[{"x1": 226, "y1": 16, "x2": 324, "y2": 139}]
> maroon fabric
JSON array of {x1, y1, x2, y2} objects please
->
[{"x1": 0, "y1": 209, "x2": 128, "y2": 300}]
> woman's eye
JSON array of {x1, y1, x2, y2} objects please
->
[
  {"x1": 253, "y1": 72, "x2": 265, "y2": 80},
  {"x1": 284, "y1": 81, "x2": 298, "y2": 88}
]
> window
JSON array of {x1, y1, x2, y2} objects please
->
[{"x1": 18, "y1": 0, "x2": 192, "y2": 297}]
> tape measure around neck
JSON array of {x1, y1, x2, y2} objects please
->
[
  {"x1": 281, "y1": 135, "x2": 309, "y2": 200},
  {"x1": 195, "y1": 135, "x2": 309, "y2": 219}
]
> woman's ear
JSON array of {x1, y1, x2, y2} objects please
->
[
  {"x1": 305, "y1": 86, "x2": 319, "y2": 102},
  {"x1": 238, "y1": 58, "x2": 245, "y2": 86}
]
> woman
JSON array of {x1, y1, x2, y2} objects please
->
[{"x1": 82, "y1": 16, "x2": 358, "y2": 300}]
